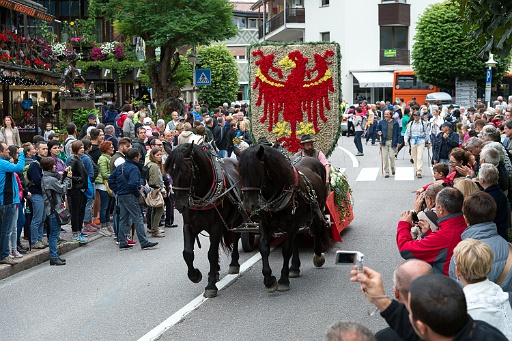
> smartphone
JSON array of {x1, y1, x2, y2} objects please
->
[{"x1": 335, "y1": 250, "x2": 364, "y2": 273}]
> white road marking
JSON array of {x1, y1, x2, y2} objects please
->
[
  {"x1": 355, "y1": 167, "x2": 379, "y2": 181},
  {"x1": 337, "y1": 146, "x2": 359, "y2": 168},
  {"x1": 138, "y1": 239, "x2": 283, "y2": 341},
  {"x1": 394, "y1": 167, "x2": 415, "y2": 181}
]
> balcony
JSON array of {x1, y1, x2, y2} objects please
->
[
  {"x1": 379, "y1": 48, "x2": 410, "y2": 66},
  {"x1": 258, "y1": 8, "x2": 305, "y2": 40}
]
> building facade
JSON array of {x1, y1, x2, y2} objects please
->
[{"x1": 251, "y1": 0, "x2": 443, "y2": 104}]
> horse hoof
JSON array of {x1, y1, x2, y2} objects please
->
[
  {"x1": 216, "y1": 272, "x2": 220, "y2": 282},
  {"x1": 313, "y1": 253, "x2": 325, "y2": 267},
  {"x1": 277, "y1": 283, "x2": 290, "y2": 292},
  {"x1": 265, "y1": 277, "x2": 278, "y2": 293},
  {"x1": 265, "y1": 282, "x2": 278, "y2": 293},
  {"x1": 289, "y1": 270, "x2": 301, "y2": 278},
  {"x1": 190, "y1": 269, "x2": 202, "y2": 283},
  {"x1": 228, "y1": 265, "x2": 240, "y2": 274},
  {"x1": 203, "y1": 289, "x2": 218, "y2": 298}
]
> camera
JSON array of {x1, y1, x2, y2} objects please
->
[
  {"x1": 335, "y1": 250, "x2": 364, "y2": 273},
  {"x1": 411, "y1": 210, "x2": 419, "y2": 224}
]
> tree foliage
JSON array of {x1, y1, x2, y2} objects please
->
[
  {"x1": 412, "y1": 1, "x2": 510, "y2": 90},
  {"x1": 197, "y1": 44, "x2": 239, "y2": 107},
  {"x1": 454, "y1": 0, "x2": 512, "y2": 58},
  {"x1": 100, "y1": 0, "x2": 237, "y2": 105}
]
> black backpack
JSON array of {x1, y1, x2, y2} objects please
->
[{"x1": 141, "y1": 164, "x2": 150, "y2": 183}]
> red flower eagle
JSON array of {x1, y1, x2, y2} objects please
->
[{"x1": 252, "y1": 49, "x2": 335, "y2": 152}]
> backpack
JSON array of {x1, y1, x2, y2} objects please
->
[
  {"x1": 22, "y1": 160, "x2": 40, "y2": 189},
  {"x1": 117, "y1": 113, "x2": 128, "y2": 130}
]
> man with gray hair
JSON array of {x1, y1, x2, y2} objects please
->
[
  {"x1": 480, "y1": 146, "x2": 509, "y2": 192},
  {"x1": 104, "y1": 124, "x2": 118, "y2": 152},
  {"x1": 481, "y1": 125, "x2": 501, "y2": 143},
  {"x1": 122, "y1": 111, "x2": 136, "y2": 139},
  {"x1": 478, "y1": 163, "x2": 510, "y2": 241},
  {"x1": 323, "y1": 321, "x2": 375, "y2": 341}
]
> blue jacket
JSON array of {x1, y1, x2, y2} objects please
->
[
  {"x1": 27, "y1": 154, "x2": 43, "y2": 194},
  {"x1": 0, "y1": 152, "x2": 25, "y2": 206},
  {"x1": 108, "y1": 159, "x2": 141, "y2": 197},
  {"x1": 449, "y1": 221, "x2": 512, "y2": 302},
  {"x1": 376, "y1": 119, "x2": 400, "y2": 147},
  {"x1": 432, "y1": 131, "x2": 459, "y2": 162},
  {"x1": 485, "y1": 185, "x2": 511, "y2": 241}
]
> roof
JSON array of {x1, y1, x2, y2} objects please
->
[{"x1": 232, "y1": 1, "x2": 258, "y2": 12}]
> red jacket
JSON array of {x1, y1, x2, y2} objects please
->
[{"x1": 396, "y1": 213, "x2": 467, "y2": 275}]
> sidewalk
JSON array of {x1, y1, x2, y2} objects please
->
[{"x1": 0, "y1": 225, "x2": 104, "y2": 281}]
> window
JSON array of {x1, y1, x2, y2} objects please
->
[
  {"x1": 232, "y1": 17, "x2": 247, "y2": 29},
  {"x1": 248, "y1": 18, "x2": 258, "y2": 29},
  {"x1": 381, "y1": 0, "x2": 407, "y2": 3},
  {"x1": 321, "y1": 32, "x2": 330, "y2": 42},
  {"x1": 396, "y1": 76, "x2": 432, "y2": 90},
  {"x1": 321, "y1": 0, "x2": 329, "y2": 7},
  {"x1": 380, "y1": 26, "x2": 408, "y2": 49}
]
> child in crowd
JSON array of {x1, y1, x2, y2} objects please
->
[
  {"x1": 43, "y1": 123, "x2": 55, "y2": 142},
  {"x1": 414, "y1": 162, "x2": 451, "y2": 194}
]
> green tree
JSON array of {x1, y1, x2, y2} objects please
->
[
  {"x1": 454, "y1": 0, "x2": 512, "y2": 58},
  {"x1": 101, "y1": 0, "x2": 237, "y2": 105},
  {"x1": 412, "y1": 1, "x2": 510, "y2": 90},
  {"x1": 197, "y1": 44, "x2": 239, "y2": 107}
]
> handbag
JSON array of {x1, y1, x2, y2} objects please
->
[
  {"x1": 104, "y1": 179, "x2": 113, "y2": 196},
  {"x1": 145, "y1": 188, "x2": 164, "y2": 207},
  {"x1": 55, "y1": 202, "x2": 71, "y2": 225}
]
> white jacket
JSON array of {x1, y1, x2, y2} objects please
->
[{"x1": 464, "y1": 279, "x2": 512, "y2": 340}]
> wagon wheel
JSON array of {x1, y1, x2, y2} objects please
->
[{"x1": 241, "y1": 232, "x2": 256, "y2": 252}]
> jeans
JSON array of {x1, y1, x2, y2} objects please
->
[
  {"x1": 366, "y1": 123, "x2": 377, "y2": 145},
  {"x1": 48, "y1": 213, "x2": 60, "y2": 258},
  {"x1": 30, "y1": 194, "x2": 45, "y2": 244},
  {"x1": 218, "y1": 150, "x2": 227, "y2": 158},
  {"x1": 17, "y1": 201, "x2": 25, "y2": 243},
  {"x1": 8, "y1": 206, "x2": 18, "y2": 251},
  {"x1": 84, "y1": 197, "x2": 94, "y2": 223},
  {"x1": 0, "y1": 204, "x2": 17, "y2": 259},
  {"x1": 354, "y1": 131, "x2": 364, "y2": 154},
  {"x1": 118, "y1": 194, "x2": 149, "y2": 248},
  {"x1": 99, "y1": 190, "x2": 112, "y2": 225},
  {"x1": 68, "y1": 188, "x2": 86, "y2": 233}
]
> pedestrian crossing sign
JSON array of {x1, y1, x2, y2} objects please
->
[{"x1": 195, "y1": 69, "x2": 211, "y2": 86}]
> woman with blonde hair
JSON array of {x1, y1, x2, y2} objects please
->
[
  {"x1": 453, "y1": 177, "x2": 480, "y2": 198},
  {"x1": 147, "y1": 148, "x2": 166, "y2": 237}
]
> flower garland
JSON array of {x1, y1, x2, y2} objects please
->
[{"x1": 330, "y1": 167, "x2": 353, "y2": 221}]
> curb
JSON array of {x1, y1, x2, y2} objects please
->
[{"x1": 0, "y1": 233, "x2": 103, "y2": 281}]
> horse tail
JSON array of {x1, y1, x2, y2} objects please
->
[{"x1": 313, "y1": 215, "x2": 336, "y2": 252}]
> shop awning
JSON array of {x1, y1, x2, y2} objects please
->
[
  {"x1": 352, "y1": 72, "x2": 394, "y2": 88},
  {"x1": 8, "y1": 85, "x2": 59, "y2": 91}
]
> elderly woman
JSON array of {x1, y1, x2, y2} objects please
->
[
  {"x1": 478, "y1": 163, "x2": 511, "y2": 241},
  {"x1": 95, "y1": 141, "x2": 115, "y2": 237}
]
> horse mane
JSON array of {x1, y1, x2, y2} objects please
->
[
  {"x1": 239, "y1": 145, "x2": 295, "y2": 188},
  {"x1": 164, "y1": 143, "x2": 213, "y2": 181}
]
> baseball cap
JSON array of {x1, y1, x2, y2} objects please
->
[
  {"x1": 87, "y1": 114, "x2": 96, "y2": 120},
  {"x1": 143, "y1": 117, "x2": 152, "y2": 124},
  {"x1": 440, "y1": 122, "x2": 452, "y2": 128}
]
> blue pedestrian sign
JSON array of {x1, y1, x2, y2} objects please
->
[
  {"x1": 486, "y1": 69, "x2": 492, "y2": 84},
  {"x1": 195, "y1": 69, "x2": 211, "y2": 86}
]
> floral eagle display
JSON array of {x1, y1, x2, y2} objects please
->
[{"x1": 249, "y1": 43, "x2": 340, "y2": 154}]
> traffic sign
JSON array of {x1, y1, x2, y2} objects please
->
[
  {"x1": 195, "y1": 69, "x2": 211, "y2": 86},
  {"x1": 486, "y1": 69, "x2": 492, "y2": 84}
]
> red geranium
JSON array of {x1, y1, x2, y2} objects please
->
[
  {"x1": 0, "y1": 33, "x2": 8, "y2": 43},
  {"x1": 25, "y1": 60, "x2": 31, "y2": 66}
]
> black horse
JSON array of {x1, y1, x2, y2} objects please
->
[
  {"x1": 238, "y1": 145, "x2": 333, "y2": 292},
  {"x1": 165, "y1": 143, "x2": 243, "y2": 298}
]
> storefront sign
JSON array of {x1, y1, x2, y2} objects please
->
[
  {"x1": 384, "y1": 49, "x2": 396, "y2": 58},
  {"x1": 0, "y1": 0, "x2": 54, "y2": 22}
]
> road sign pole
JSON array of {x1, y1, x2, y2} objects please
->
[{"x1": 485, "y1": 67, "x2": 492, "y2": 108}]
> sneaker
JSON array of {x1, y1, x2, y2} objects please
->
[
  {"x1": 50, "y1": 258, "x2": 66, "y2": 266},
  {"x1": 126, "y1": 237, "x2": 137, "y2": 246},
  {"x1": 392, "y1": 168, "x2": 396, "y2": 175},
  {"x1": 141, "y1": 241, "x2": 158, "y2": 250},
  {"x1": 72, "y1": 233, "x2": 89, "y2": 244},
  {"x1": 417, "y1": 173, "x2": 422, "y2": 179},
  {"x1": 57, "y1": 238, "x2": 67, "y2": 245},
  {"x1": 41, "y1": 239, "x2": 49, "y2": 247},
  {"x1": 165, "y1": 223, "x2": 178, "y2": 228},
  {"x1": 98, "y1": 228, "x2": 113, "y2": 237},
  {"x1": 31, "y1": 241, "x2": 46, "y2": 249},
  {"x1": 385, "y1": 173, "x2": 389, "y2": 178},
  {"x1": 410, "y1": 158, "x2": 414, "y2": 164},
  {"x1": 107, "y1": 225, "x2": 115, "y2": 234},
  {"x1": 356, "y1": 152, "x2": 364, "y2": 156},
  {"x1": 151, "y1": 231, "x2": 166, "y2": 238},
  {"x1": 0, "y1": 256, "x2": 17, "y2": 265},
  {"x1": 82, "y1": 224, "x2": 98, "y2": 233},
  {"x1": 115, "y1": 238, "x2": 119, "y2": 245},
  {"x1": 93, "y1": 218, "x2": 100, "y2": 226},
  {"x1": 10, "y1": 250, "x2": 23, "y2": 258},
  {"x1": 17, "y1": 242, "x2": 29, "y2": 254},
  {"x1": 119, "y1": 244, "x2": 134, "y2": 250}
]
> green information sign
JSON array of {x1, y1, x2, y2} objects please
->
[{"x1": 384, "y1": 49, "x2": 397, "y2": 58}]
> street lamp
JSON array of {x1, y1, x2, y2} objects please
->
[
  {"x1": 187, "y1": 46, "x2": 200, "y2": 105},
  {"x1": 485, "y1": 53, "x2": 497, "y2": 108}
]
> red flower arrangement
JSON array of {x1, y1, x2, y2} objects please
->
[
  {"x1": 25, "y1": 60, "x2": 31, "y2": 66},
  {"x1": 0, "y1": 53, "x2": 12, "y2": 62},
  {"x1": 0, "y1": 33, "x2": 8, "y2": 43},
  {"x1": 33, "y1": 58, "x2": 45, "y2": 68}
]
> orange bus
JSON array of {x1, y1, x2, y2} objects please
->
[{"x1": 392, "y1": 70, "x2": 440, "y2": 106}]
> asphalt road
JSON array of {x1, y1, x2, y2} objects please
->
[{"x1": 0, "y1": 135, "x2": 432, "y2": 341}]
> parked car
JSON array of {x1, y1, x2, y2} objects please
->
[{"x1": 341, "y1": 105, "x2": 357, "y2": 136}]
